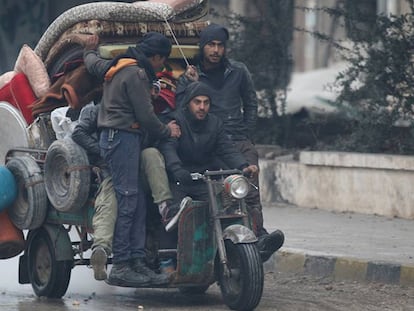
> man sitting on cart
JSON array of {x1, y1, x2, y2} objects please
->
[
  {"x1": 158, "y1": 81, "x2": 259, "y2": 218},
  {"x1": 158, "y1": 81, "x2": 284, "y2": 262}
]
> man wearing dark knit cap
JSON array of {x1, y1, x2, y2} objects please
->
[
  {"x1": 159, "y1": 81, "x2": 259, "y2": 233},
  {"x1": 84, "y1": 32, "x2": 181, "y2": 287},
  {"x1": 176, "y1": 23, "x2": 284, "y2": 263}
]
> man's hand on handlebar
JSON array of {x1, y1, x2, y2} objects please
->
[{"x1": 243, "y1": 164, "x2": 259, "y2": 179}]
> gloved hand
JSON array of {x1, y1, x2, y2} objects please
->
[{"x1": 173, "y1": 168, "x2": 193, "y2": 185}]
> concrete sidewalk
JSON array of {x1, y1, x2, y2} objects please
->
[{"x1": 262, "y1": 203, "x2": 414, "y2": 286}]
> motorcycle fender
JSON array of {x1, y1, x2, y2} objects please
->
[
  {"x1": 222, "y1": 224, "x2": 258, "y2": 244},
  {"x1": 18, "y1": 254, "x2": 29, "y2": 284},
  {"x1": 42, "y1": 224, "x2": 73, "y2": 261}
]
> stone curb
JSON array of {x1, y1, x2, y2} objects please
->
[{"x1": 264, "y1": 248, "x2": 414, "y2": 287}]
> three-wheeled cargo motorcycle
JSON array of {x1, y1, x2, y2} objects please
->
[
  {"x1": 6, "y1": 138, "x2": 264, "y2": 310},
  {"x1": 0, "y1": 1, "x2": 266, "y2": 310}
]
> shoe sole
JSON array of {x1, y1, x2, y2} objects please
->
[
  {"x1": 106, "y1": 276, "x2": 151, "y2": 287},
  {"x1": 90, "y1": 248, "x2": 108, "y2": 281},
  {"x1": 165, "y1": 196, "x2": 192, "y2": 232},
  {"x1": 150, "y1": 275, "x2": 171, "y2": 285}
]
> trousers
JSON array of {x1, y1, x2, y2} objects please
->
[
  {"x1": 140, "y1": 147, "x2": 172, "y2": 204},
  {"x1": 92, "y1": 176, "x2": 117, "y2": 254},
  {"x1": 99, "y1": 128, "x2": 146, "y2": 263},
  {"x1": 233, "y1": 139, "x2": 265, "y2": 236}
]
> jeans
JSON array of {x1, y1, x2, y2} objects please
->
[{"x1": 99, "y1": 129, "x2": 146, "y2": 263}]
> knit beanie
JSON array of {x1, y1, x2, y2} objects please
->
[
  {"x1": 137, "y1": 32, "x2": 172, "y2": 57},
  {"x1": 185, "y1": 81, "x2": 212, "y2": 105},
  {"x1": 199, "y1": 24, "x2": 229, "y2": 49}
]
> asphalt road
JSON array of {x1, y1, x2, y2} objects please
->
[{"x1": 0, "y1": 259, "x2": 413, "y2": 311}]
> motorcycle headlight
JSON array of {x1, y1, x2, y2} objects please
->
[{"x1": 223, "y1": 175, "x2": 249, "y2": 199}]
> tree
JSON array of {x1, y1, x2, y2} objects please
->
[{"x1": 331, "y1": 1, "x2": 414, "y2": 154}]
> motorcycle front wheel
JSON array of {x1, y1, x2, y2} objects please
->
[{"x1": 218, "y1": 240, "x2": 264, "y2": 311}]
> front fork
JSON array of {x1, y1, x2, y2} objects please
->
[{"x1": 206, "y1": 176, "x2": 231, "y2": 277}]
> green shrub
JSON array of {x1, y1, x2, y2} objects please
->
[{"x1": 331, "y1": 3, "x2": 414, "y2": 154}]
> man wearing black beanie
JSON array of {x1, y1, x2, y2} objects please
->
[
  {"x1": 84, "y1": 33, "x2": 182, "y2": 287},
  {"x1": 176, "y1": 23, "x2": 284, "y2": 263},
  {"x1": 159, "y1": 81, "x2": 259, "y2": 233}
]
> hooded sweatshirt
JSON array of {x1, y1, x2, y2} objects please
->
[
  {"x1": 94, "y1": 50, "x2": 170, "y2": 140},
  {"x1": 159, "y1": 81, "x2": 248, "y2": 177}
]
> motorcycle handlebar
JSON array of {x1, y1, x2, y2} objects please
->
[{"x1": 190, "y1": 169, "x2": 243, "y2": 180}]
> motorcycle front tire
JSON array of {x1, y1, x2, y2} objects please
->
[{"x1": 218, "y1": 240, "x2": 264, "y2": 311}]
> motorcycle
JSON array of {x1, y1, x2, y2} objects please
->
[{"x1": 14, "y1": 152, "x2": 264, "y2": 311}]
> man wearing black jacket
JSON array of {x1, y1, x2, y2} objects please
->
[
  {"x1": 176, "y1": 24, "x2": 284, "y2": 262},
  {"x1": 72, "y1": 102, "x2": 116, "y2": 281},
  {"x1": 159, "y1": 81, "x2": 260, "y2": 227}
]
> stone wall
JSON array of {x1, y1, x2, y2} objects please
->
[{"x1": 259, "y1": 150, "x2": 414, "y2": 219}]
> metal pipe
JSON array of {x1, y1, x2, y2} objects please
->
[{"x1": 163, "y1": 16, "x2": 190, "y2": 67}]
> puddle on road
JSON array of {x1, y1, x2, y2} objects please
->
[{"x1": 0, "y1": 254, "x2": 135, "y2": 310}]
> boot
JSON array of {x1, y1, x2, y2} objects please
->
[
  {"x1": 108, "y1": 261, "x2": 151, "y2": 287},
  {"x1": 131, "y1": 258, "x2": 170, "y2": 285},
  {"x1": 90, "y1": 246, "x2": 108, "y2": 281},
  {"x1": 257, "y1": 229, "x2": 285, "y2": 263}
]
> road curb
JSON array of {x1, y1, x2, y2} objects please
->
[{"x1": 264, "y1": 249, "x2": 414, "y2": 287}]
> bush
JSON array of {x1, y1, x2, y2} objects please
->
[
  {"x1": 325, "y1": 3, "x2": 414, "y2": 154},
  {"x1": 218, "y1": 1, "x2": 414, "y2": 154}
]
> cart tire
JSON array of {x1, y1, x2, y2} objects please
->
[
  {"x1": 6, "y1": 156, "x2": 47, "y2": 230},
  {"x1": 218, "y1": 240, "x2": 264, "y2": 311},
  {"x1": 178, "y1": 285, "x2": 210, "y2": 295},
  {"x1": 44, "y1": 138, "x2": 90, "y2": 212},
  {"x1": 27, "y1": 228, "x2": 72, "y2": 298}
]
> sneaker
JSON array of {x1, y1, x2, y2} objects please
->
[
  {"x1": 131, "y1": 258, "x2": 170, "y2": 285},
  {"x1": 257, "y1": 229, "x2": 285, "y2": 263},
  {"x1": 107, "y1": 261, "x2": 151, "y2": 287},
  {"x1": 165, "y1": 196, "x2": 192, "y2": 232},
  {"x1": 90, "y1": 246, "x2": 108, "y2": 281}
]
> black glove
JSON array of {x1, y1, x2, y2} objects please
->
[{"x1": 173, "y1": 168, "x2": 193, "y2": 185}]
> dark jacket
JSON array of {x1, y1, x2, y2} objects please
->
[
  {"x1": 176, "y1": 58, "x2": 258, "y2": 141},
  {"x1": 159, "y1": 107, "x2": 248, "y2": 181},
  {"x1": 84, "y1": 50, "x2": 170, "y2": 140},
  {"x1": 71, "y1": 103, "x2": 101, "y2": 164}
]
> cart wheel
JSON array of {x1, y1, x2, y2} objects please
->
[
  {"x1": 178, "y1": 285, "x2": 210, "y2": 295},
  {"x1": 27, "y1": 228, "x2": 72, "y2": 298},
  {"x1": 44, "y1": 138, "x2": 90, "y2": 212},
  {"x1": 218, "y1": 240, "x2": 264, "y2": 311},
  {"x1": 6, "y1": 156, "x2": 47, "y2": 230}
]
